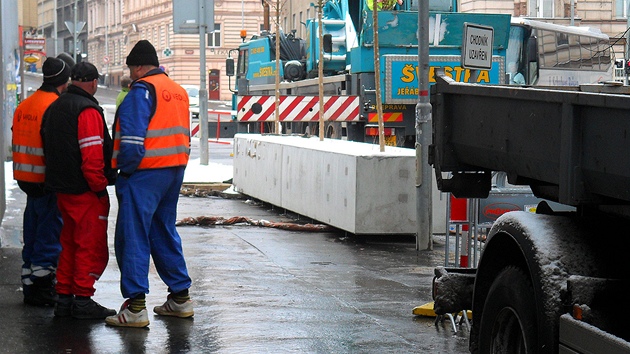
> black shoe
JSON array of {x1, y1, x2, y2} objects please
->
[
  {"x1": 23, "y1": 277, "x2": 57, "y2": 307},
  {"x1": 54, "y1": 294, "x2": 73, "y2": 317},
  {"x1": 71, "y1": 298, "x2": 116, "y2": 320}
]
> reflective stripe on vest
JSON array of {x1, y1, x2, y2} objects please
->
[
  {"x1": 112, "y1": 73, "x2": 190, "y2": 170},
  {"x1": 12, "y1": 90, "x2": 59, "y2": 183}
]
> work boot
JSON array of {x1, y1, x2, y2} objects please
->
[
  {"x1": 23, "y1": 274, "x2": 57, "y2": 307},
  {"x1": 71, "y1": 297, "x2": 116, "y2": 320},
  {"x1": 105, "y1": 300, "x2": 150, "y2": 328},
  {"x1": 54, "y1": 294, "x2": 74, "y2": 317},
  {"x1": 153, "y1": 295, "x2": 194, "y2": 318}
]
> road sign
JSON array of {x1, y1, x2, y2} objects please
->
[
  {"x1": 103, "y1": 56, "x2": 109, "y2": 63},
  {"x1": 461, "y1": 23, "x2": 493, "y2": 70},
  {"x1": 172, "y1": 0, "x2": 215, "y2": 34},
  {"x1": 64, "y1": 21, "x2": 86, "y2": 35},
  {"x1": 24, "y1": 55, "x2": 39, "y2": 64},
  {"x1": 24, "y1": 38, "x2": 45, "y2": 48}
]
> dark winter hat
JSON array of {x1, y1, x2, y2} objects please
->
[
  {"x1": 42, "y1": 57, "x2": 71, "y2": 87},
  {"x1": 56, "y1": 52, "x2": 76, "y2": 69},
  {"x1": 126, "y1": 40, "x2": 159, "y2": 67},
  {"x1": 71, "y1": 62, "x2": 100, "y2": 82}
]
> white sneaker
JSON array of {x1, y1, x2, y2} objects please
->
[
  {"x1": 105, "y1": 301, "x2": 150, "y2": 328},
  {"x1": 153, "y1": 296, "x2": 194, "y2": 318}
]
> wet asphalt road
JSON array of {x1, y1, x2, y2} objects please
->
[
  {"x1": 1, "y1": 191, "x2": 471, "y2": 353},
  {"x1": 1, "y1": 75, "x2": 472, "y2": 353}
]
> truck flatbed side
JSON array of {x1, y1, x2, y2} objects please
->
[{"x1": 430, "y1": 74, "x2": 630, "y2": 207}]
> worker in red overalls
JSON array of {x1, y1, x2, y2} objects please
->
[{"x1": 41, "y1": 62, "x2": 117, "y2": 319}]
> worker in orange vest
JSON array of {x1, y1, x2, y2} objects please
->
[
  {"x1": 12, "y1": 55, "x2": 73, "y2": 306},
  {"x1": 106, "y1": 40, "x2": 192, "y2": 328}
]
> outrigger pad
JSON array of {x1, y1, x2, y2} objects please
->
[{"x1": 432, "y1": 266, "x2": 476, "y2": 316}]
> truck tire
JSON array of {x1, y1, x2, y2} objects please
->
[{"x1": 478, "y1": 266, "x2": 537, "y2": 353}]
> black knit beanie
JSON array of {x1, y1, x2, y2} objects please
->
[
  {"x1": 126, "y1": 40, "x2": 159, "y2": 67},
  {"x1": 42, "y1": 57, "x2": 71, "y2": 87},
  {"x1": 56, "y1": 52, "x2": 76, "y2": 70}
]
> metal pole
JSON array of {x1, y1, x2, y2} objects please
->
[
  {"x1": 20, "y1": 27, "x2": 25, "y2": 102},
  {"x1": 627, "y1": 2, "x2": 630, "y2": 86},
  {"x1": 416, "y1": 0, "x2": 432, "y2": 250},
  {"x1": 373, "y1": 0, "x2": 384, "y2": 152},
  {"x1": 318, "y1": 0, "x2": 324, "y2": 141},
  {"x1": 73, "y1": 0, "x2": 77, "y2": 62},
  {"x1": 570, "y1": 0, "x2": 574, "y2": 26},
  {"x1": 105, "y1": 0, "x2": 109, "y2": 85},
  {"x1": 274, "y1": 0, "x2": 281, "y2": 134},
  {"x1": 53, "y1": 0, "x2": 58, "y2": 56},
  {"x1": 199, "y1": 0, "x2": 209, "y2": 165}
]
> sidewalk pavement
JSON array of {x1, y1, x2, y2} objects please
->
[{"x1": 0, "y1": 164, "x2": 470, "y2": 353}]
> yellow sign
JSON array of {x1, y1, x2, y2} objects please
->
[
  {"x1": 24, "y1": 55, "x2": 39, "y2": 64},
  {"x1": 385, "y1": 135, "x2": 397, "y2": 146}
]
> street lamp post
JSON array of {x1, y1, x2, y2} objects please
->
[{"x1": 73, "y1": 0, "x2": 78, "y2": 62}]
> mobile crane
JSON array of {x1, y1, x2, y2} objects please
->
[{"x1": 227, "y1": 0, "x2": 510, "y2": 147}]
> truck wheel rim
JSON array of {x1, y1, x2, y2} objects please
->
[{"x1": 490, "y1": 307, "x2": 527, "y2": 354}]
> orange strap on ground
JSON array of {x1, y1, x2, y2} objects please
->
[{"x1": 177, "y1": 216, "x2": 334, "y2": 232}]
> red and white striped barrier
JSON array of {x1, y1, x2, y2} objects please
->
[
  {"x1": 237, "y1": 95, "x2": 360, "y2": 122},
  {"x1": 190, "y1": 110, "x2": 234, "y2": 143}
]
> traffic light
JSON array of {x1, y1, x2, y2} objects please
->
[{"x1": 626, "y1": 60, "x2": 630, "y2": 75}]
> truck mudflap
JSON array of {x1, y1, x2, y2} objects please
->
[{"x1": 559, "y1": 314, "x2": 630, "y2": 354}]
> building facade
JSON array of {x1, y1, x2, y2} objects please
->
[
  {"x1": 38, "y1": 0, "x2": 88, "y2": 60},
  {"x1": 82, "y1": 0, "x2": 263, "y2": 100},
  {"x1": 20, "y1": 0, "x2": 39, "y2": 31},
  {"x1": 33, "y1": 0, "x2": 630, "y2": 100}
]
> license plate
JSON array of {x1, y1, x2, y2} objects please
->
[{"x1": 385, "y1": 135, "x2": 397, "y2": 146}]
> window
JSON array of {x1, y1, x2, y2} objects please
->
[
  {"x1": 160, "y1": 25, "x2": 166, "y2": 49},
  {"x1": 237, "y1": 48, "x2": 249, "y2": 76},
  {"x1": 299, "y1": 12, "x2": 303, "y2": 37},
  {"x1": 166, "y1": 24, "x2": 170, "y2": 47},
  {"x1": 207, "y1": 23, "x2": 221, "y2": 48},
  {"x1": 529, "y1": 0, "x2": 554, "y2": 17},
  {"x1": 616, "y1": 0, "x2": 629, "y2": 18}
]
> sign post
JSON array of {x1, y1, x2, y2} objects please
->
[
  {"x1": 172, "y1": 0, "x2": 215, "y2": 165},
  {"x1": 416, "y1": 0, "x2": 432, "y2": 250}
]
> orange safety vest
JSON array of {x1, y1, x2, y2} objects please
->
[
  {"x1": 12, "y1": 90, "x2": 59, "y2": 183},
  {"x1": 112, "y1": 73, "x2": 190, "y2": 170}
]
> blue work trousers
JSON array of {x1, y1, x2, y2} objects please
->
[
  {"x1": 22, "y1": 193, "x2": 62, "y2": 275},
  {"x1": 114, "y1": 166, "x2": 191, "y2": 299}
]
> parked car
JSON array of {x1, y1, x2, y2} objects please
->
[{"x1": 182, "y1": 84, "x2": 200, "y2": 118}]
